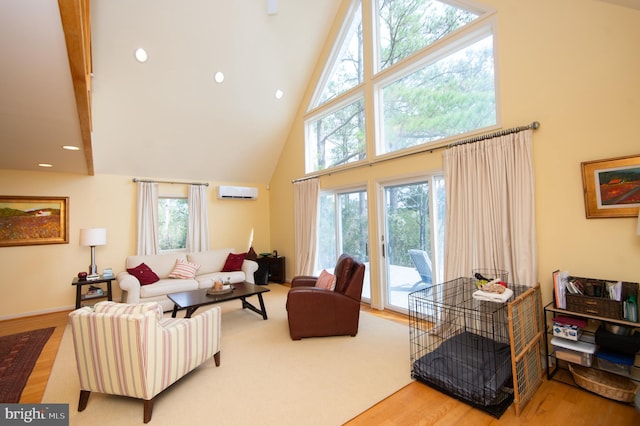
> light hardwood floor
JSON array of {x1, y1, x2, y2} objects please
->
[
  {"x1": 0, "y1": 310, "x2": 70, "y2": 404},
  {"x1": 3, "y1": 306, "x2": 639, "y2": 425}
]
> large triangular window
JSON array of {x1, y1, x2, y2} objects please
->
[{"x1": 305, "y1": 0, "x2": 496, "y2": 174}]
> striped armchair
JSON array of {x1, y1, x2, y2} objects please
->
[{"x1": 68, "y1": 301, "x2": 221, "y2": 423}]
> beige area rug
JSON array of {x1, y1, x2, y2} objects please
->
[{"x1": 43, "y1": 284, "x2": 411, "y2": 425}]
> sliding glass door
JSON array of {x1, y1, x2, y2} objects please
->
[
  {"x1": 381, "y1": 176, "x2": 445, "y2": 312},
  {"x1": 317, "y1": 188, "x2": 370, "y2": 300}
]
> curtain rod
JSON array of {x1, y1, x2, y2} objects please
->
[
  {"x1": 447, "y1": 121, "x2": 540, "y2": 148},
  {"x1": 292, "y1": 121, "x2": 540, "y2": 183},
  {"x1": 132, "y1": 178, "x2": 209, "y2": 186}
]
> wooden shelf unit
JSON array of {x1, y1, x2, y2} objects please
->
[{"x1": 543, "y1": 302, "x2": 639, "y2": 399}]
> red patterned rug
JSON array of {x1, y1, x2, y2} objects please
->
[{"x1": 0, "y1": 327, "x2": 55, "y2": 403}]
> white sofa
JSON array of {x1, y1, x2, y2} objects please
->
[{"x1": 117, "y1": 248, "x2": 258, "y2": 311}]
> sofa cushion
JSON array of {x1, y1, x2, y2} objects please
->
[
  {"x1": 169, "y1": 258, "x2": 200, "y2": 279},
  {"x1": 127, "y1": 263, "x2": 160, "y2": 285},
  {"x1": 139, "y1": 278, "x2": 198, "y2": 298},
  {"x1": 126, "y1": 253, "x2": 188, "y2": 279},
  {"x1": 187, "y1": 249, "x2": 234, "y2": 275},
  {"x1": 222, "y1": 252, "x2": 246, "y2": 272}
]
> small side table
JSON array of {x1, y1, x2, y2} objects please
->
[
  {"x1": 72, "y1": 275, "x2": 114, "y2": 309},
  {"x1": 256, "y1": 256, "x2": 286, "y2": 284}
]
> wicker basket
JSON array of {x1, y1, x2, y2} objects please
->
[
  {"x1": 565, "y1": 278, "x2": 638, "y2": 320},
  {"x1": 568, "y1": 363, "x2": 638, "y2": 402}
]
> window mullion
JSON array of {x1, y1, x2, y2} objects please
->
[{"x1": 362, "y1": 0, "x2": 376, "y2": 169}]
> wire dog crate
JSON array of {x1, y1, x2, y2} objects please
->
[{"x1": 409, "y1": 277, "x2": 541, "y2": 418}]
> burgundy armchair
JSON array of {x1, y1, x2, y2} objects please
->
[{"x1": 286, "y1": 254, "x2": 366, "y2": 340}]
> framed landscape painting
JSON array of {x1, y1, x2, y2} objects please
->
[
  {"x1": 0, "y1": 196, "x2": 69, "y2": 246},
  {"x1": 581, "y1": 154, "x2": 640, "y2": 218}
]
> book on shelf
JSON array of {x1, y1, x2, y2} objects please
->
[
  {"x1": 85, "y1": 286, "x2": 104, "y2": 298},
  {"x1": 552, "y1": 270, "x2": 569, "y2": 309},
  {"x1": 102, "y1": 268, "x2": 114, "y2": 278}
]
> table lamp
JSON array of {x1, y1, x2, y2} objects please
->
[{"x1": 79, "y1": 228, "x2": 107, "y2": 275}]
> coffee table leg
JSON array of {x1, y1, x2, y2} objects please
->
[
  {"x1": 257, "y1": 293, "x2": 268, "y2": 320},
  {"x1": 240, "y1": 295, "x2": 268, "y2": 320},
  {"x1": 171, "y1": 304, "x2": 178, "y2": 318}
]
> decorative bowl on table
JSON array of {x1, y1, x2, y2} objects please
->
[{"x1": 207, "y1": 284, "x2": 234, "y2": 295}]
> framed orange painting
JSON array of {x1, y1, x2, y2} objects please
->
[
  {"x1": 581, "y1": 154, "x2": 640, "y2": 218},
  {"x1": 0, "y1": 196, "x2": 69, "y2": 246}
]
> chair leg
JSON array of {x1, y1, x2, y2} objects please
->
[
  {"x1": 214, "y1": 351, "x2": 221, "y2": 366},
  {"x1": 78, "y1": 390, "x2": 90, "y2": 411},
  {"x1": 143, "y1": 399, "x2": 154, "y2": 423}
]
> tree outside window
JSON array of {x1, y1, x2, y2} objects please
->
[{"x1": 158, "y1": 197, "x2": 187, "y2": 251}]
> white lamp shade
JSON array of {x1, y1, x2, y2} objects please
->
[{"x1": 79, "y1": 228, "x2": 107, "y2": 246}]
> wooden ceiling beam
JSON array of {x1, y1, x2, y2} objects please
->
[{"x1": 58, "y1": 0, "x2": 94, "y2": 175}]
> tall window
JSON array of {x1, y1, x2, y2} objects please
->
[
  {"x1": 158, "y1": 197, "x2": 188, "y2": 251},
  {"x1": 305, "y1": 0, "x2": 496, "y2": 173},
  {"x1": 317, "y1": 188, "x2": 371, "y2": 300}
]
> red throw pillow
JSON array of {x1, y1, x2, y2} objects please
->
[
  {"x1": 221, "y1": 252, "x2": 246, "y2": 272},
  {"x1": 127, "y1": 263, "x2": 160, "y2": 285}
]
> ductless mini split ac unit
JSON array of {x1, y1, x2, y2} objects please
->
[{"x1": 217, "y1": 185, "x2": 258, "y2": 200}]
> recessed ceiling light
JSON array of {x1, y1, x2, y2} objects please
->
[
  {"x1": 214, "y1": 71, "x2": 225, "y2": 83},
  {"x1": 38, "y1": 163, "x2": 53, "y2": 168},
  {"x1": 275, "y1": 89, "x2": 284, "y2": 99},
  {"x1": 62, "y1": 145, "x2": 80, "y2": 151},
  {"x1": 135, "y1": 48, "x2": 148, "y2": 63},
  {"x1": 267, "y1": 0, "x2": 278, "y2": 15}
]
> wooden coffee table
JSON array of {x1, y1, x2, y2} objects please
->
[{"x1": 168, "y1": 282, "x2": 270, "y2": 319}]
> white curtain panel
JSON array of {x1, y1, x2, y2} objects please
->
[
  {"x1": 293, "y1": 178, "x2": 319, "y2": 276},
  {"x1": 443, "y1": 129, "x2": 537, "y2": 287},
  {"x1": 187, "y1": 184, "x2": 210, "y2": 253},
  {"x1": 136, "y1": 182, "x2": 159, "y2": 255}
]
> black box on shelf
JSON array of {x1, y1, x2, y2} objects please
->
[{"x1": 595, "y1": 325, "x2": 640, "y2": 356}]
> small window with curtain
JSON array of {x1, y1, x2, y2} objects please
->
[{"x1": 158, "y1": 197, "x2": 188, "y2": 251}]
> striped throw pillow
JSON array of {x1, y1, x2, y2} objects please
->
[{"x1": 169, "y1": 258, "x2": 200, "y2": 279}]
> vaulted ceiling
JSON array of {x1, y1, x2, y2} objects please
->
[
  {"x1": 0, "y1": 0, "x2": 341, "y2": 183},
  {"x1": 1, "y1": 0, "x2": 638, "y2": 184}
]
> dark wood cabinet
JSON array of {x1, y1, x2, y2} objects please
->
[{"x1": 256, "y1": 256, "x2": 285, "y2": 284}]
